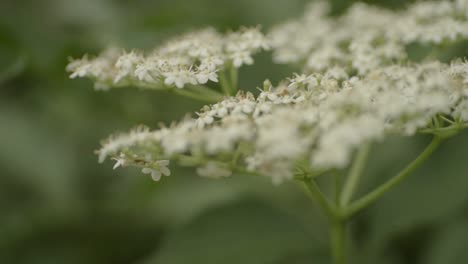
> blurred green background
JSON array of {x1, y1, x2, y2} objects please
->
[{"x1": 1, "y1": 0, "x2": 468, "y2": 263}]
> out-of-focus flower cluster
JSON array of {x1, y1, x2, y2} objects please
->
[
  {"x1": 97, "y1": 61, "x2": 468, "y2": 184},
  {"x1": 269, "y1": 0, "x2": 468, "y2": 75},
  {"x1": 67, "y1": 27, "x2": 269, "y2": 90}
]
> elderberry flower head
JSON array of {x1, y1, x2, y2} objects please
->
[
  {"x1": 268, "y1": 0, "x2": 468, "y2": 75},
  {"x1": 96, "y1": 62, "x2": 468, "y2": 183},
  {"x1": 66, "y1": 27, "x2": 269, "y2": 90},
  {"x1": 71, "y1": 0, "x2": 468, "y2": 184}
]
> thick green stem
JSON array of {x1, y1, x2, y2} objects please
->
[
  {"x1": 340, "y1": 143, "x2": 371, "y2": 207},
  {"x1": 331, "y1": 220, "x2": 346, "y2": 264},
  {"x1": 219, "y1": 70, "x2": 232, "y2": 96},
  {"x1": 229, "y1": 65, "x2": 238, "y2": 94},
  {"x1": 332, "y1": 172, "x2": 346, "y2": 264},
  {"x1": 219, "y1": 64, "x2": 238, "y2": 96},
  {"x1": 299, "y1": 176, "x2": 348, "y2": 264},
  {"x1": 344, "y1": 137, "x2": 442, "y2": 218}
]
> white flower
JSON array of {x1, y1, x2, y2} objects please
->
[
  {"x1": 97, "y1": 126, "x2": 154, "y2": 163},
  {"x1": 142, "y1": 160, "x2": 171, "y2": 181},
  {"x1": 67, "y1": 57, "x2": 92, "y2": 78},
  {"x1": 112, "y1": 154, "x2": 127, "y2": 169},
  {"x1": 135, "y1": 59, "x2": 159, "y2": 82},
  {"x1": 195, "y1": 111, "x2": 215, "y2": 128},
  {"x1": 288, "y1": 73, "x2": 318, "y2": 90},
  {"x1": 163, "y1": 69, "x2": 197, "y2": 88},
  {"x1": 114, "y1": 51, "x2": 142, "y2": 83},
  {"x1": 195, "y1": 68, "x2": 218, "y2": 84},
  {"x1": 231, "y1": 51, "x2": 254, "y2": 68}
]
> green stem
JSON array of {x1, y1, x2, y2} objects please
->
[
  {"x1": 185, "y1": 84, "x2": 225, "y2": 99},
  {"x1": 219, "y1": 70, "x2": 232, "y2": 96},
  {"x1": 229, "y1": 65, "x2": 238, "y2": 94},
  {"x1": 300, "y1": 176, "x2": 347, "y2": 264},
  {"x1": 331, "y1": 220, "x2": 345, "y2": 264},
  {"x1": 171, "y1": 86, "x2": 223, "y2": 102},
  {"x1": 340, "y1": 143, "x2": 371, "y2": 206},
  {"x1": 418, "y1": 123, "x2": 468, "y2": 138},
  {"x1": 218, "y1": 64, "x2": 238, "y2": 96},
  {"x1": 344, "y1": 137, "x2": 442, "y2": 218},
  {"x1": 333, "y1": 171, "x2": 341, "y2": 206},
  {"x1": 300, "y1": 179, "x2": 337, "y2": 220},
  {"x1": 332, "y1": 172, "x2": 346, "y2": 264}
]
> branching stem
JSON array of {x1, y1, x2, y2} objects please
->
[
  {"x1": 298, "y1": 136, "x2": 443, "y2": 264},
  {"x1": 300, "y1": 179, "x2": 338, "y2": 220},
  {"x1": 344, "y1": 136, "x2": 441, "y2": 218}
]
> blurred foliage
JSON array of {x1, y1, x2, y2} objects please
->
[{"x1": 1, "y1": 0, "x2": 468, "y2": 263}]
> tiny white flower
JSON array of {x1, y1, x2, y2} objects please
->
[
  {"x1": 114, "y1": 51, "x2": 142, "y2": 83},
  {"x1": 231, "y1": 51, "x2": 254, "y2": 68},
  {"x1": 163, "y1": 69, "x2": 197, "y2": 88},
  {"x1": 196, "y1": 70, "x2": 218, "y2": 84},
  {"x1": 135, "y1": 59, "x2": 159, "y2": 82},
  {"x1": 142, "y1": 160, "x2": 171, "y2": 181},
  {"x1": 112, "y1": 154, "x2": 127, "y2": 170}
]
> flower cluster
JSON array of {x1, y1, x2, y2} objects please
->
[
  {"x1": 66, "y1": 27, "x2": 269, "y2": 90},
  {"x1": 96, "y1": 61, "x2": 468, "y2": 184},
  {"x1": 70, "y1": 0, "x2": 468, "y2": 184},
  {"x1": 268, "y1": 0, "x2": 468, "y2": 75}
]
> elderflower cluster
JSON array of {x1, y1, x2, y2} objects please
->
[
  {"x1": 70, "y1": 0, "x2": 468, "y2": 184},
  {"x1": 66, "y1": 27, "x2": 269, "y2": 90},
  {"x1": 96, "y1": 62, "x2": 468, "y2": 184},
  {"x1": 268, "y1": 0, "x2": 468, "y2": 75}
]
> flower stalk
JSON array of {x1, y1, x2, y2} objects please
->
[
  {"x1": 299, "y1": 136, "x2": 443, "y2": 264},
  {"x1": 331, "y1": 219, "x2": 346, "y2": 264},
  {"x1": 171, "y1": 85, "x2": 224, "y2": 102},
  {"x1": 340, "y1": 143, "x2": 372, "y2": 207},
  {"x1": 344, "y1": 136, "x2": 442, "y2": 218},
  {"x1": 300, "y1": 179, "x2": 338, "y2": 220}
]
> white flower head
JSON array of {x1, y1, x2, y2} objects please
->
[
  {"x1": 67, "y1": 27, "x2": 268, "y2": 90},
  {"x1": 94, "y1": 61, "x2": 468, "y2": 184},
  {"x1": 269, "y1": 0, "x2": 468, "y2": 75},
  {"x1": 73, "y1": 1, "x2": 468, "y2": 185}
]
